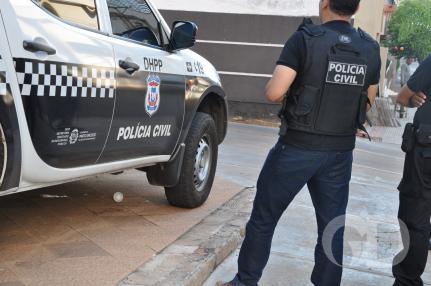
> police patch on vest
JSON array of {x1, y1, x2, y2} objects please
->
[{"x1": 326, "y1": 61, "x2": 367, "y2": 86}]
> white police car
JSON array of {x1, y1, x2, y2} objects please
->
[{"x1": 0, "y1": 0, "x2": 227, "y2": 208}]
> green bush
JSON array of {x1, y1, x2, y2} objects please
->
[{"x1": 386, "y1": 0, "x2": 431, "y2": 61}]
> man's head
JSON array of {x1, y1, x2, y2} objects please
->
[
  {"x1": 320, "y1": 0, "x2": 361, "y2": 23},
  {"x1": 406, "y1": 57, "x2": 414, "y2": 65}
]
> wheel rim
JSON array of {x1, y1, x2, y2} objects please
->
[
  {"x1": 194, "y1": 135, "x2": 211, "y2": 192},
  {"x1": 0, "y1": 123, "x2": 6, "y2": 188}
]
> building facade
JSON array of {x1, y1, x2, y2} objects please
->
[{"x1": 155, "y1": 0, "x2": 386, "y2": 118}]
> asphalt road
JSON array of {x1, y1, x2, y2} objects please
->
[{"x1": 206, "y1": 122, "x2": 431, "y2": 286}]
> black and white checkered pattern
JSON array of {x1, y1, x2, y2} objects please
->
[{"x1": 14, "y1": 58, "x2": 116, "y2": 99}]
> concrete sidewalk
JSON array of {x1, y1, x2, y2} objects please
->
[
  {"x1": 368, "y1": 104, "x2": 416, "y2": 145},
  {"x1": 203, "y1": 123, "x2": 430, "y2": 286},
  {"x1": 0, "y1": 173, "x2": 242, "y2": 286}
]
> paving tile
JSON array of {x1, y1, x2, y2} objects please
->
[
  {"x1": 86, "y1": 205, "x2": 137, "y2": 217},
  {"x1": 0, "y1": 197, "x2": 39, "y2": 210},
  {"x1": 100, "y1": 215, "x2": 155, "y2": 230},
  {"x1": 0, "y1": 175, "x2": 243, "y2": 285},
  {"x1": 13, "y1": 256, "x2": 130, "y2": 286},
  {"x1": 0, "y1": 282, "x2": 26, "y2": 286},
  {"x1": 41, "y1": 229, "x2": 88, "y2": 245},
  {"x1": 0, "y1": 245, "x2": 37, "y2": 267},
  {"x1": 44, "y1": 241, "x2": 110, "y2": 259},
  {"x1": 0, "y1": 232, "x2": 39, "y2": 248},
  {"x1": 0, "y1": 215, "x2": 20, "y2": 230},
  {"x1": 0, "y1": 267, "x2": 21, "y2": 283}
]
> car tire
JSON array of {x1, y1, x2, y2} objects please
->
[
  {"x1": 165, "y1": 112, "x2": 218, "y2": 208},
  {"x1": 0, "y1": 122, "x2": 7, "y2": 188}
]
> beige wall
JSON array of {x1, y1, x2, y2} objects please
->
[
  {"x1": 354, "y1": 0, "x2": 387, "y2": 95},
  {"x1": 380, "y1": 47, "x2": 389, "y2": 93},
  {"x1": 354, "y1": 0, "x2": 385, "y2": 40}
]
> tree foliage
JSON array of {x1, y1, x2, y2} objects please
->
[{"x1": 385, "y1": 0, "x2": 431, "y2": 61}]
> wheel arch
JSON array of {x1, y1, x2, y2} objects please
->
[
  {"x1": 143, "y1": 84, "x2": 227, "y2": 189},
  {"x1": 0, "y1": 88, "x2": 22, "y2": 192},
  {"x1": 194, "y1": 86, "x2": 228, "y2": 144}
]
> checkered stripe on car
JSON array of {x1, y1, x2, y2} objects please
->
[{"x1": 14, "y1": 58, "x2": 116, "y2": 99}]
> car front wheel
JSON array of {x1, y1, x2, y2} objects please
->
[{"x1": 165, "y1": 112, "x2": 218, "y2": 208}]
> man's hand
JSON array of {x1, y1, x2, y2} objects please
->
[
  {"x1": 356, "y1": 129, "x2": 369, "y2": 139},
  {"x1": 367, "y1": 84, "x2": 379, "y2": 111},
  {"x1": 410, "y1": 92, "x2": 427, "y2": 108},
  {"x1": 396, "y1": 85, "x2": 427, "y2": 108}
]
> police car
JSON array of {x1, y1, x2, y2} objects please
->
[{"x1": 0, "y1": 0, "x2": 227, "y2": 208}]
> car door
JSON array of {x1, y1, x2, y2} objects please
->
[
  {"x1": 98, "y1": 0, "x2": 186, "y2": 163},
  {"x1": 2, "y1": 0, "x2": 116, "y2": 168}
]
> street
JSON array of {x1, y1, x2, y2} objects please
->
[
  {"x1": 0, "y1": 122, "x2": 430, "y2": 286},
  {"x1": 205, "y1": 122, "x2": 431, "y2": 285}
]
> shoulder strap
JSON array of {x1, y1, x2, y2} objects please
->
[
  {"x1": 298, "y1": 18, "x2": 325, "y2": 37},
  {"x1": 358, "y1": 28, "x2": 380, "y2": 50},
  {"x1": 357, "y1": 28, "x2": 375, "y2": 42}
]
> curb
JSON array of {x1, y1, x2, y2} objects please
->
[{"x1": 119, "y1": 187, "x2": 255, "y2": 286}]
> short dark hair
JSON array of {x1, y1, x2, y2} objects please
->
[{"x1": 329, "y1": 0, "x2": 361, "y2": 16}]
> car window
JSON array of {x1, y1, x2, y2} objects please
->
[
  {"x1": 33, "y1": 0, "x2": 99, "y2": 30},
  {"x1": 107, "y1": 0, "x2": 163, "y2": 47}
]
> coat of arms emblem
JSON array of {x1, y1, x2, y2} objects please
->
[{"x1": 145, "y1": 75, "x2": 161, "y2": 117}]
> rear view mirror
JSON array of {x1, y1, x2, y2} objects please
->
[{"x1": 169, "y1": 21, "x2": 198, "y2": 52}]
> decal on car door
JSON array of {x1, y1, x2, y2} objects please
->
[
  {"x1": 2, "y1": 0, "x2": 117, "y2": 169},
  {"x1": 13, "y1": 58, "x2": 116, "y2": 168},
  {"x1": 98, "y1": 45, "x2": 186, "y2": 163},
  {"x1": 14, "y1": 58, "x2": 116, "y2": 99}
]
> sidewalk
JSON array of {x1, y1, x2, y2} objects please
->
[
  {"x1": 368, "y1": 106, "x2": 416, "y2": 145},
  {"x1": 0, "y1": 174, "x2": 243, "y2": 286},
  {"x1": 203, "y1": 123, "x2": 431, "y2": 286}
]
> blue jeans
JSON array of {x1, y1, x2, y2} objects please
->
[{"x1": 235, "y1": 141, "x2": 353, "y2": 286}]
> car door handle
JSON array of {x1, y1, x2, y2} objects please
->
[
  {"x1": 119, "y1": 60, "x2": 140, "y2": 74},
  {"x1": 23, "y1": 40, "x2": 56, "y2": 55}
]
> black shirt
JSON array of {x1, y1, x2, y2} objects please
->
[
  {"x1": 277, "y1": 20, "x2": 382, "y2": 151},
  {"x1": 407, "y1": 55, "x2": 431, "y2": 126}
]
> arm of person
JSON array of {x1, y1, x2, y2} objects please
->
[
  {"x1": 266, "y1": 31, "x2": 304, "y2": 103},
  {"x1": 265, "y1": 65, "x2": 298, "y2": 103},
  {"x1": 367, "y1": 84, "x2": 378, "y2": 111},
  {"x1": 398, "y1": 55, "x2": 431, "y2": 107},
  {"x1": 356, "y1": 84, "x2": 379, "y2": 138},
  {"x1": 397, "y1": 85, "x2": 427, "y2": 108}
]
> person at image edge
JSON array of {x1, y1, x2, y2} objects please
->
[
  {"x1": 393, "y1": 55, "x2": 431, "y2": 286},
  {"x1": 218, "y1": 0, "x2": 381, "y2": 285}
]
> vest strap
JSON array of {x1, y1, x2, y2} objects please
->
[
  {"x1": 358, "y1": 28, "x2": 375, "y2": 42},
  {"x1": 299, "y1": 18, "x2": 325, "y2": 37}
]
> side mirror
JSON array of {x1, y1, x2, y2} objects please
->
[{"x1": 169, "y1": 21, "x2": 198, "y2": 52}]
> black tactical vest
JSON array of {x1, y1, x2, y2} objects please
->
[
  {"x1": 414, "y1": 98, "x2": 431, "y2": 126},
  {"x1": 283, "y1": 21, "x2": 379, "y2": 136}
]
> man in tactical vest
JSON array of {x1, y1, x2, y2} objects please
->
[
  {"x1": 393, "y1": 55, "x2": 431, "y2": 286},
  {"x1": 218, "y1": 0, "x2": 381, "y2": 285}
]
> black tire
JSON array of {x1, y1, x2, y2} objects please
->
[{"x1": 165, "y1": 112, "x2": 218, "y2": 208}]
